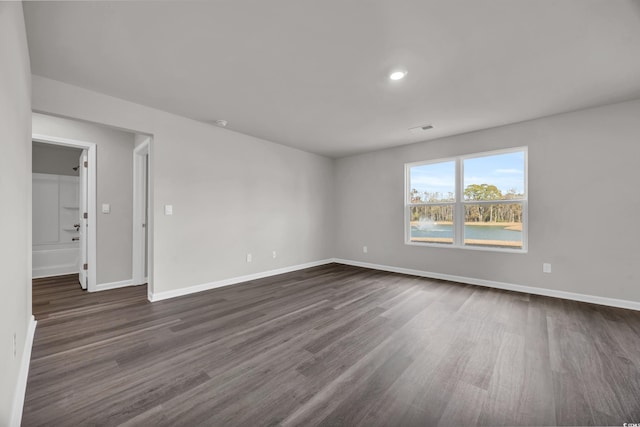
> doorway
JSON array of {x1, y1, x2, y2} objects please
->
[
  {"x1": 132, "y1": 137, "x2": 151, "y2": 290},
  {"x1": 32, "y1": 142, "x2": 82, "y2": 279},
  {"x1": 32, "y1": 134, "x2": 97, "y2": 291}
]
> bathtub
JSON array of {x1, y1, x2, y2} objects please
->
[
  {"x1": 32, "y1": 173, "x2": 81, "y2": 278},
  {"x1": 33, "y1": 243, "x2": 79, "y2": 278}
]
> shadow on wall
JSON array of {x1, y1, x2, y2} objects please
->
[{"x1": 633, "y1": 0, "x2": 640, "y2": 20}]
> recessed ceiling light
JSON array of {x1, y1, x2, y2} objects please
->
[
  {"x1": 214, "y1": 119, "x2": 228, "y2": 127},
  {"x1": 389, "y1": 70, "x2": 407, "y2": 81}
]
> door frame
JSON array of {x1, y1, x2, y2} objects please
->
[
  {"x1": 78, "y1": 149, "x2": 88, "y2": 289},
  {"x1": 132, "y1": 137, "x2": 151, "y2": 288},
  {"x1": 32, "y1": 133, "x2": 98, "y2": 292}
]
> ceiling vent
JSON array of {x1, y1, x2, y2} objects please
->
[{"x1": 409, "y1": 124, "x2": 434, "y2": 134}]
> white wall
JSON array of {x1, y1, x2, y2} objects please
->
[
  {"x1": 32, "y1": 76, "x2": 335, "y2": 297},
  {"x1": 32, "y1": 113, "x2": 135, "y2": 285},
  {"x1": 0, "y1": 2, "x2": 32, "y2": 424},
  {"x1": 32, "y1": 142, "x2": 81, "y2": 176},
  {"x1": 334, "y1": 99, "x2": 640, "y2": 304}
]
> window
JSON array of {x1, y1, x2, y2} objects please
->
[{"x1": 405, "y1": 147, "x2": 527, "y2": 252}]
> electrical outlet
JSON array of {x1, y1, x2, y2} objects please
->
[
  {"x1": 246, "y1": 253, "x2": 252, "y2": 263},
  {"x1": 363, "y1": 246, "x2": 368, "y2": 253},
  {"x1": 543, "y1": 263, "x2": 552, "y2": 273},
  {"x1": 272, "y1": 251, "x2": 277, "y2": 259},
  {"x1": 13, "y1": 333, "x2": 16, "y2": 359}
]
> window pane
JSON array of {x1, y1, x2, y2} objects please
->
[
  {"x1": 463, "y1": 151, "x2": 525, "y2": 201},
  {"x1": 409, "y1": 205, "x2": 454, "y2": 244},
  {"x1": 409, "y1": 161, "x2": 455, "y2": 203},
  {"x1": 464, "y1": 203, "x2": 523, "y2": 249}
]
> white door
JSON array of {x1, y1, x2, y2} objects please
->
[
  {"x1": 143, "y1": 154, "x2": 148, "y2": 280},
  {"x1": 132, "y1": 143, "x2": 150, "y2": 286},
  {"x1": 78, "y1": 150, "x2": 88, "y2": 289}
]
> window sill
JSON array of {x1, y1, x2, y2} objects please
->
[{"x1": 405, "y1": 240, "x2": 528, "y2": 254}]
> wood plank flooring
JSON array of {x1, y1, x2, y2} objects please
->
[{"x1": 23, "y1": 264, "x2": 640, "y2": 426}]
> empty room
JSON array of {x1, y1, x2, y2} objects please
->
[{"x1": 2, "y1": 1, "x2": 640, "y2": 426}]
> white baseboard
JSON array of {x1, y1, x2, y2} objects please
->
[
  {"x1": 147, "y1": 257, "x2": 640, "y2": 311},
  {"x1": 149, "y1": 259, "x2": 334, "y2": 302},
  {"x1": 333, "y1": 258, "x2": 640, "y2": 311},
  {"x1": 10, "y1": 315, "x2": 37, "y2": 427},
  {"x1": 93, "y1": 279, "x2": 134, "y2": 292}
]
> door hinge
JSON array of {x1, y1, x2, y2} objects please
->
[
  {"x1": 84, "y1": 161, "x2": 88, "y2": 168},
  {"x1": 83, "y1": 263, "x2": 88, "y2": 270},
  {"x1": 84, "y1": 212, "x2": 88, "y2": 219}
]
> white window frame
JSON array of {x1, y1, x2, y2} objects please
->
[{"x1": 404, "y1": 147, "x2": 528, "y2": 253}]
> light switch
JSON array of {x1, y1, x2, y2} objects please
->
[
  {"x1": 164, "y1": 205, "x2": 173, "y2": 215},
  {"x1": 101, "y1": 203, "x2": 110, "y2": 214}
]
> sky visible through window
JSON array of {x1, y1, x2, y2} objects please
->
[
  {"x1": 464, "y1": 151, "x2": 525, "y2": 195},
  {"x1": 410, "y1": 161, "x2": 456, "y2": 197},
  {"x1": 410, "y1": 151, "x2": 525, "y2": 197}
]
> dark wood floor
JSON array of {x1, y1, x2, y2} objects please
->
[{"x1": 23, "y1": 264, "x2": 640, "y2": 426}]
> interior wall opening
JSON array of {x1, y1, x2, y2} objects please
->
[{"x1": 32, "y1": 112, "x2": 153, "y2": 298}]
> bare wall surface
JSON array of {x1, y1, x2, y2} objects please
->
[
  {"x1": 32, "y1": 76, "x2": 335, "y2": 295},
  {"x1": 32, "y1": 113, "x2": 135, "y2": 285},
  {"x1": 334, "y1": 99, "x2": 640, "y2": 303},
  {"x1": 0, "y1": 2, "x2": 32, "y2": 424},
  {"x1": 32, "y1": 141, "x2": 81, "y2": 176}
]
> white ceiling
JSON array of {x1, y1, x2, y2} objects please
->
[{"x1": 23, "y1": 1, "x2": 640, "y2": 158}]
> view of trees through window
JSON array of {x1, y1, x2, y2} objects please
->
[{"x1": 407, "y1": 149, "x2": 527, "y2": 250}]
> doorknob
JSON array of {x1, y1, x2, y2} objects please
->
[
  {"x1": 72, "y1": 237, "x2": 80, "y2": 241},
  {"x1": 74, "y1": 223, "x2": 80, "y2": 231}
]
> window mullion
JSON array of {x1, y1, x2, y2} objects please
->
[{"x1": 455, "y1": 158, "x2": 463, "y2": 246}]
